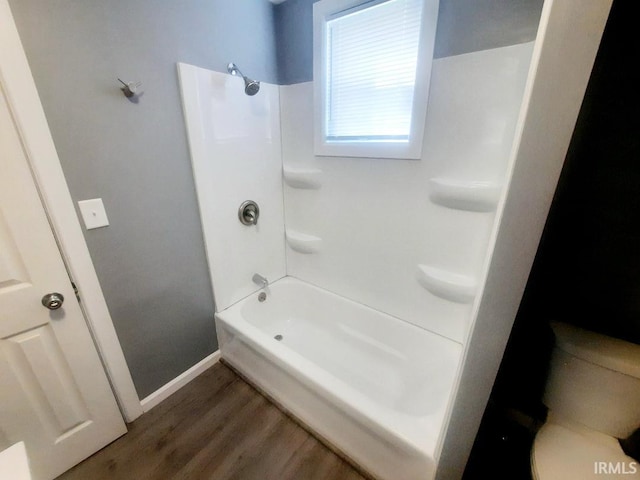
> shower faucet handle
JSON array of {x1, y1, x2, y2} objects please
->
[{"x1": 239, "y1": 200, "x2": 260, "y2": 226}]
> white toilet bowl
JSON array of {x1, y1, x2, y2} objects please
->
[
  {"x1": 532, "y1": 414, "x2": 639, "y2": 479},
  {"x1": 531, "y1": 322, "x2": 640, "y2": 479}
]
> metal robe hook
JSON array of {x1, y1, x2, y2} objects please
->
[{"x1": 118, "y1": 78, "x2": 142, "y2": 98}]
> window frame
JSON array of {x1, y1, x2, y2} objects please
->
[{"x1": 313, "y1": 0, "x2": 439, "y2": 160}]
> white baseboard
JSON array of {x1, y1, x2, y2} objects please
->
[{"x1": 140, "y1": 350, "x2": 221, "y2": 413}]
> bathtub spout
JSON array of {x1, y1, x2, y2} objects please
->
[{"x1": 252, "y1": 273, "x2": 268, "y2": 289}]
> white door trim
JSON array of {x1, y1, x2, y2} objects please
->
[{"x1": 0, "y1": 0, "x2": 143, "y2": 422}]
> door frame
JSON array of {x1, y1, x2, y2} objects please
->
[{"x1": 0, "y1": 0, "x2": 143, "y2": 422}]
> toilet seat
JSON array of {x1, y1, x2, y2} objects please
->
[{"x1": 532, "y1": 418, "x2": 640, "y2": 480}]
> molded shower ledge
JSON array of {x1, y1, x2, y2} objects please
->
[
  {"x1": 285, "y1": 230, "x2": 322, "y2": 254},
  {"x1": 283, "y1": 166, "x2": 322, "y2": 189},
  {"x1": 416, "y1": 264, "x2": 477, "y2": 304},
  {"x1": 428, "y1": 177, "x2": 501, "y2": 212}
]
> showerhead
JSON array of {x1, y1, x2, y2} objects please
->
[
  {"x1": 244, "y1": 78, "x2": 260, "y2": 96},
  {"x1": 227, "y1": 62, "x2": 260, "y2": 96}
]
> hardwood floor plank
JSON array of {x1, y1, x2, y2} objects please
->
[
  {"x1": 57, "y1": 362, "x2": 368, "y2": 480},
  {"x1": 280, "y1": 436, "x2": 345, "y2": 480},
  {"x1": 170, "y1": 387, "x2": 279, "y2": 478},
  {"x1": 225, "y1": 413, "x2": 311, "y2": 480},
  {"x1": 76, "y1": 375, "x2": 246, "y2": 480},
  {"x1": 144, "y1": 380, "x2": 263, "y2": 479}
]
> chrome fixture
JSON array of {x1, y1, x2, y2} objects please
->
[
  {"x1": 117, "y1": 78, "x2": 142, "y2": 99},
  {"x1": 252, "y1": 273, "x2": 268, "y2": 289},
  {"x1": 42, "y1": 292, "x2": 64, "y2": 310},
  {"x1": 239, "y1": 200, "x2": 260, "y2": 226},
  {"x1": 227, "y1": 63, "x2": 260, "y2": 96},
  {"x1": 258, "y1": 292, "x2": 267, "y2": 302}
]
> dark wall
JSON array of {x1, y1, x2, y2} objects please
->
[
  {"x1": 480, "y1": 0, "x2": 638, "y2": 425},
  {"x1": 465, "y1": 4, "x2": 629, "y2": 476},
  {"x1": 520, "y1": 0, "x2": 640, "y2": 346},
  {"x1": 274, "y1": 0, "x2": 543, "y2": 85}
]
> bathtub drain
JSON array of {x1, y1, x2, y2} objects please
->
[{"x1": 274, "y1": 334, "x2": 283, "y2": 341}]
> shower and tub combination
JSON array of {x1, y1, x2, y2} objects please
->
[
  {"x1": 178, "y1": 39, "x2": 532, "y2": 480},
  {"x1": 176, "y1": 0, "x2": 610, "y2": 478},
  {"x1": 178, "y1": 38, "x2": 531, "y2": 478}
]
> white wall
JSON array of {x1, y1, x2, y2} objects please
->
[
  {"x1": 280, "y1": 43, "x2": 533, "y2": 343},
  {"x1": 178, "y1": 63, "x2": 286, "y2": 312}
]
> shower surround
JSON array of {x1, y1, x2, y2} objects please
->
[{"x1": 178, "y1": 39, "x2": 532, "y2": 479}]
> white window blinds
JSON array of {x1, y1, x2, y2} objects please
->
[{"x1": 325, "y1": 0, "x2": 424, "y2": 142}]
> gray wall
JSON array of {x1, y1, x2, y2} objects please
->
[
  {"x1": 10, "y1": 0, "x2": 278, "y2": 399},
  {"x1": 274, "y1": 0, "x2": 543, "y2": 85}
]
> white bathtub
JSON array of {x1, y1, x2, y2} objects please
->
[{"x1": 215, "y1": 277, "x2": 461, "y2": 480}]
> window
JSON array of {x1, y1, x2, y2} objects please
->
[{"x1": 313, "y1": 0, "x2": 438, "y2": 159}]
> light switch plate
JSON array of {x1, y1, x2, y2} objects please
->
[{"x1": 78, "y1": 198, "x2": 110, "y2": 230}]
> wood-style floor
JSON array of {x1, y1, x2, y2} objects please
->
[{"x1": 58, "y1": 362, "x2": 367, "y2": 480}]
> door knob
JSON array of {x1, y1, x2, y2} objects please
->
[{"x1": 42, "y1": 293, "x2": 64, "y2": 310}]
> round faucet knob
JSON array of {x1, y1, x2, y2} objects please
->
[{"x1": 239, "y1": 200, "x2": 260, "y2": 226}]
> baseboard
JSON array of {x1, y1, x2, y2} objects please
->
[{"x1": 140, "y1": 350, "x2": 221, "y2": 413}]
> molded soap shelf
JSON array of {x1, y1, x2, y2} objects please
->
[
  {"x1": 286, "y1": 230, "x2": 322, "y2": 254},
  {"x1": 428, "y1": 177, "x2": 501, "y2": 212},
  {"x1": 416, "y1": 264, "x2": 477, "y2": 304},
  {"x1": 283, "y1": 167, "x2": 322, "y2": 189}
]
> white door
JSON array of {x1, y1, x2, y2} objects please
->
[{"x1": 0, "y1": 73, "x2": 126, "y2": 479}]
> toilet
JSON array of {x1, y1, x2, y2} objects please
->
[{"x1": 531, "y1": 322, "x2": 640, "y2": 479}]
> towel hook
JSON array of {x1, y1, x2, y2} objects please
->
[{"x1": 118, "y1": 78, "x2": 142, "y2": 98}]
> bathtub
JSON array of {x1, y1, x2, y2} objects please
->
[{"x1": 215, "y1": 277, "x2": 461, "y2": 480}]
